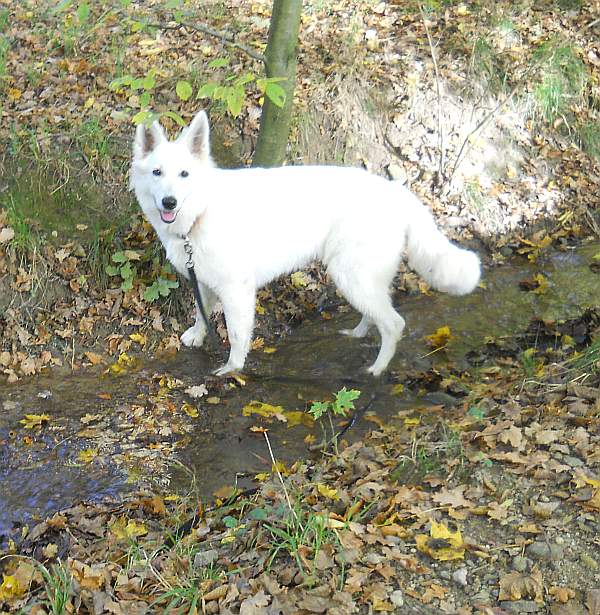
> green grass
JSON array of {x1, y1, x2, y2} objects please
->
[
  {"x1": 471, "y1": 36, "x2": 507, "y2": 94},
  {"x1": 578, "y1": 121, "x2": 600, "y2": 160},
  {"x1": 1, "y1": 161, "x2": 132, "y2": 249},
  {"x1": 532, "y1": 41, "x2": 587, "y2": 123},
  {"x1": 39, "y1": 561, "x2": 73, "y2": 615},
  {"x1": 0, "y1": 35, "x2": 10, "y2": 79},
  {"x1": 265, "y1": 501, "x2": 343, "y2": 583}
]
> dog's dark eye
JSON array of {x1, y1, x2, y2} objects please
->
[
  {"x1": 180, "y1": 170, "x2": 189, "y2": 178},
  {"x1": 152, "y1": 169, "x2": 162, "y2": 176}
]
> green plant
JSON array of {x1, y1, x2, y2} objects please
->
[
  {"x1": 265, "y1": 502, "x2": 341, "y2": 582},
  {"x1": 151, "y1": 555, "x2": 225, "y2": 613},
  {"x1": 105, "y1": 249, "x2": 140, "y2": 291},
  {"x1": 192, "y1": 57, "x2": 286, "y2": 118},
  {"x1": 0, "y1": 35, "x2": 9, "y2": 78},
  {"x1": 578, "y1": 121, "x2": 600, "y2": 160},
  {"x1": 0, "y1": 8, "x2": 9, "y2": 31},
  {"x1": 520, "y1": 347, "x2": 538, "y2": 378},
  {"x1": 308, "y1": 387, "x2": 360, "y2": 420},
  {"x1": 5, "y1": 194, "x2": 38, "y2": 253},
  {"x1": 39, "y1": 561, "x2": 73, "y2": 615},
  {"x1": 532, "y1": 42, "x2": 587, "y2": 123},
  {"x1": 143, "y1": 273, "x2": 179, "y2": 302},
  {"x1": 308, "y1": 387, "x2": 361, "y2": 450}
]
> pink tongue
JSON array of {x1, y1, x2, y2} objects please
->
[{"x1": 161, "y1": 210, "x2": 176, "y2": 222}]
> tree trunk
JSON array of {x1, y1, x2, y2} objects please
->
[{"x1": 252, "y1": 0, "x2": 302, "y2": 168}]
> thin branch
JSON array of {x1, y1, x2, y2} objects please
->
[
  {"x1": 149, "y1": 21, "x2": 265, "y2": 64},
  {"x1": 420, "y1": 6, "x2": 444, "y2": 187}
]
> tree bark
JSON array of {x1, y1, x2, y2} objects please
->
[{"x1": 252, "y1": 0, "x2": 302, "y2": 168}]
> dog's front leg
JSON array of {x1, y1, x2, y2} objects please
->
[
  {"x1": 181, "y1": 283, "x2": 217, "y2": 348},
  {"x1": 213, "y1": 282, "x2": 255, "y2": 376}
]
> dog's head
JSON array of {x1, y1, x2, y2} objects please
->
[{"x1": 130, "y1": 110, "x2": 213, "y2": 232}]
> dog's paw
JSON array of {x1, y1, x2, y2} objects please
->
[
  {"x1": 213, "y1": 363, "x2": 241, "y2": 377},
  {"x1": 181, "y1": 326, "x2": 206, "y2": 348},
  {"x1": 366, "y1": 364, "x2": 384, "y2": 377}
]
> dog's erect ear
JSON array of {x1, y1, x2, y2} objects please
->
[
  {"x1": 179, "y1": 110, "x2": 210, "y2": 159},
  {"x1": 133, "y1": 121, "x2": 166, "y2": 159}
]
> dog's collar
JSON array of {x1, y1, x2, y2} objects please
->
[{"x1": 177, "y1": 214, "x2": 202, "y2": 241}]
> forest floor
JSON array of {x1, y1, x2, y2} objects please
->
[{"x1": 0, "y1": 0, "x2": 599, "y2": 613}]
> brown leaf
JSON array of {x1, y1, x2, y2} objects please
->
[
  {"x1": 499, "y1": 568, "x2": 544, "y2": 602},
  {"x1": 587, "y1": 589, "x2": 600, "y2": 615},
  {"x1": 432, "y1": 485, "x2": 473, "y2": 508}
]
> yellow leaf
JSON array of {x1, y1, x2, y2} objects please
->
[
  {"x1": 290, "y1": 271, "x2": 310, "y2": 287},
  {"x1": 251, "y1": 337, "x2": 264, "y2": 350},
  {"x1": 0, "y1": 574, "x2": 24, "y2": 601},
  {"x1": 110, "y1": 517, "x2": 147, "y2": 541},
  {"x1": 77, "y1": 449, "x2": 98, "y2": 464},
  {"x1": 8, "y1": 88, "x2": 22, "y2": 101},
  {"x1": 129, "y1": 333, "x2": 147, "y2": 345},
  {"x1": 532, "y1": 273, "x2": 548, "y2": 295},
  {"x1": 84, "y1": 97, "x2": 95, "y2": 109},
  {"x1": 317, "y1": 483, "x2": 339, "y2": 500},
  {"x1": 425, "y1": 326, "x2": 453, "y2": 348},
  {"x1": 416, "y1": 520, "x2": 465, "y2": 561},
  {"x1": 263, "y1": 347, "x2": 277, "y2": 354},
  {"x1": 107, "y1": 352, "x2": 137, "y2": 375},
  {"x1": 242, "y1": 400, "x2": 286, "y2": 420},
  {"x1": 20, "y1": 413, "x2": 50, "y2": 429},
  {"x1": 272, "y1": 460, "x2": 290, "y2": 476},
  {"x1": 283, "y1": 410, "x2": 314, "y2": 427},
  {"x1": 391, "y1": 383, "x2": 404, "y2": 395},
  {"x1": 254, "y1": 472, "x2": 270, "y2": 481},
  {"x1": 404, "y1": 417, "x2": 420, "y2": 427},
  {"x1": 182, "y1": 402, "x2": 199, "y2": 418}
]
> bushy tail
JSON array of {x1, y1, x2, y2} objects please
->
[{"x1": 405, "y1": 202, "x2": 480, "y2": 296}]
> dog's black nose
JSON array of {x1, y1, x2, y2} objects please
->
[{"x1": 162, "y1": 196, "x2": 177, "y2": 210}]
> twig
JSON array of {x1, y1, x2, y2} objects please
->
[
  {"x1": 263, "y1": 431, "x2": 300, "y2": 526},
  {"x1": 148, "y1": 21, "x2": 265, "y2": 64},
  {"x1": 420, "y1": 6, "x2": 444, "y2": 187}
]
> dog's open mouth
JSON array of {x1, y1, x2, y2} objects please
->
[{"x1": 159, "y1": 209, "x2": 177, "y2": 224}]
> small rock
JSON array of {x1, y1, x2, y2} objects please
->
[
  {"x1": 193, "y1": 549, "x2": 218, "y2": 568},
  {"x1": 512, "y1": 556, "x2": 529, "y2": 573},
  {"x1": 500, "y1": 600, "x2": 542, "y2": 613},
  {"x1": 563, "y1": 455, "x2": 584, "y2": 467},
  {"x1": 526, "y1": 541, "x2": 563, "y2": 562},
  {"x1": 387, "y1": 163, "x2": 407, "y2": 183},
  {"x1": 390, "y1": 590, "x2": 404, "y2": 607},
  {"x1": 453, "y1": 567, "x2": 468, "y2": 587},
  {"x1": 471, "y1": 590, "x2": 491, "y2": 605},
  {"x1": 580, "y1": 553, "x2": 598, "y2": 570},
  {"x1": 37, "y1": 389, "x2": 52, "y2": 399}
]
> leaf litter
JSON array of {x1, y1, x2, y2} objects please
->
[{"x1": 0, "y1": 0, "x2": 600, "y2": 612}]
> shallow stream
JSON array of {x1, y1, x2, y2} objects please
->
[{"x1": 1, "y1": 242, "x2": 599, "y2": 542}]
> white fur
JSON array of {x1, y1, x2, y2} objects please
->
[{"x1": 130, "y1": 111, "x2": 481, "y2": 376}]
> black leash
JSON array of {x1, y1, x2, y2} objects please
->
[{"x1": 182, "y1": 234, "x2": 215, "y2": 343}]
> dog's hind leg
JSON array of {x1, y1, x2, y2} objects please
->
[
  {"x1": 329, "y1": 264, "x2": 404, "y2": 376},
  {"x1": 214, "y1": 282, "x2": 256, "y2": 376},
  {"x1": 181, "y1": 284, "x2": 217, "y2": 348},
  {"x1": 339, "y1": 315, "x2": 372, "y2": 338},
  {"x1": 367, "y1": 305, "x2": 405, "y2": 376}
]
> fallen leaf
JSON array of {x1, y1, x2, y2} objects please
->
[
  {"x1": 415, "y1": 520, "x2": 465, "y2": 561},
  {"x1": 20, "y1": 413, "x2": 50, "y2": 429},
  {"x1": 499, "y1": 568, "x2": 544, "y2": 602},
  {"x1": 425, "y1": 326, "x2": 453, "y2": 348}
]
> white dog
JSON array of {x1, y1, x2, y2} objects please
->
[{"x1": 130, "y1": 111, "x2": 480, "y2": 377}]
